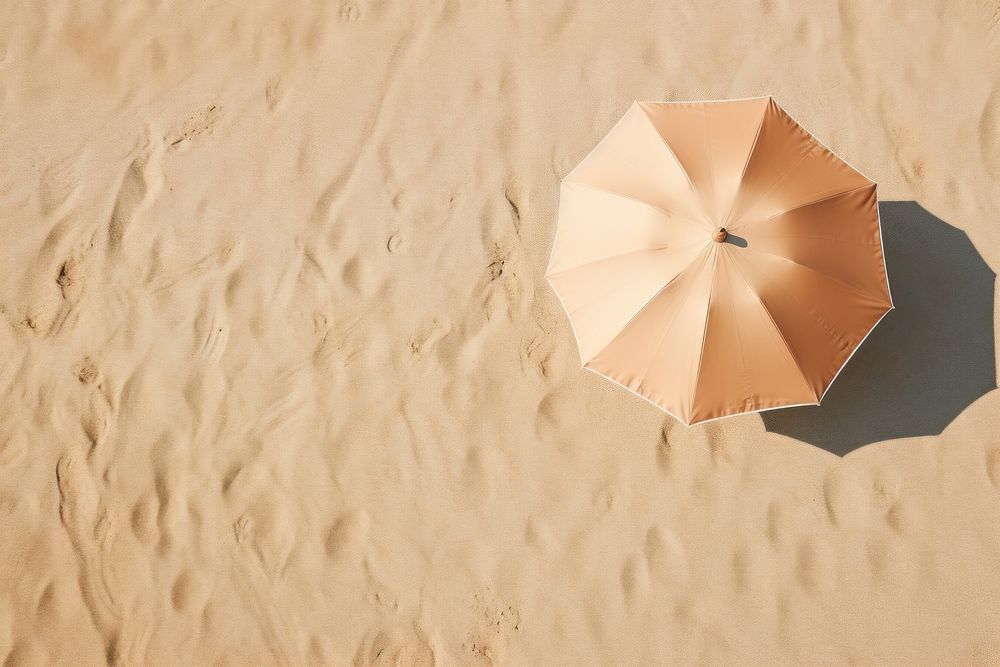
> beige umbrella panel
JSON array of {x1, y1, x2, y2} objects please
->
[{"x1": 547, "y1": 97, "x2": 893, "y2": 425}]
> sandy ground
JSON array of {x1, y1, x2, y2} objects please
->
[{"x1": 2, "y1": 1, "x2": 1000, "y2": 665}]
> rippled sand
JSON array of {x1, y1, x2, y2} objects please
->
[{"x1": 1, "y1": 1, "x2": 999, "y2": 664}]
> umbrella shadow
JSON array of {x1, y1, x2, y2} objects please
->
[
  {"x1": 762, "y1": 201, "x2": 997, "y2": 456},
  {"x1": 722, "y1": 232, "x2": 748, "y2": 248}
]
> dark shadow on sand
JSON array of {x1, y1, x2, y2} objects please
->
[{"x1": 762, "y1": 201, "x2": 996, "y2": 456}]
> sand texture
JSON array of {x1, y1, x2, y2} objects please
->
[{"x1": 2, "y1": 1, "x2": 1000, "y2": 665}]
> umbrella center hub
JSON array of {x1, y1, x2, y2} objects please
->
[{"x1": 712, "y1": 227, "x2": 728, "y2": 243}]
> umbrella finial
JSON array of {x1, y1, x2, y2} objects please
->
[{"x1": 712, "y1": 227, "x2": 728, "y2": 243}]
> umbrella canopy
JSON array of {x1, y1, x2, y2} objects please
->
[{"x1": 546, "y1": 96, "x2": 893, "y2": 425}]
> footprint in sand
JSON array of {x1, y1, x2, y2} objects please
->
[
  {"x1": 56, "y1": 244, "x2": 92, "y2": 302},
  {"x1": 872, "y1": 469, "x2": 902, "y2": 511},
  {"x1": 265, "y1": 77, "x2": 285, "y2": 111},
  {"x1": 170, "y1": 570, "x2": 208, "y2": 615},
  {"x1": 534, "y1": 389, "x2": 580, "y2": 446},
  {"x1": 352, "y1": 626, "x2": 436, "y2": 667},
  {"x1": 765, "y1": 499, "x2": 800, "y2": 549},
  {"x1": 129, "y1": 494, "x2": 159, "y2": 547},
  {"x1": 34, "y1": 579, "x2": 74, "y2": 628},
  {"x1": 342, "y1": 254, "x2": 378, "y2": 296},
  {"x1": 408, "y1": 318, "x2": 450, "y2": 361},
  {"x1": 38, "y1": 155, "x2": 83, "y2": 217},
  {"x1": 165, "y1": 104, "x2": 222, "y2": 149},
  {"x1": 885, "y1": 497, "x2": 923, "y2": 535},
  {"x1": 75, "y1": 358, "x2": 100, "y2": 385},
  {"x1": 16, "y1": 216, "x2": 97, "y2": 339},
  {"x1": 55, "y1": 451, "x2": 121, "y2": 640},
  {"x1": 822, "y1": 468, "x2": 870, "y2": 529},
  {"x1": 107, "y1": 137, "x2": 163, "y2": 255},
  {"x1": 0, "y1": 429, "x2": 28, "y2": 471},
  {"x1": 794, "y1": 537, "x2": 834, "y2": 596},
  {"x1": 464, "y1": 589, "x2": 520, "y2": 664},
  {"x1": 386, "y1": 232, "x2": 408, "y2": 254},
  {"x1": 480, "y1": 239, "x2": 529, "y2": 322},
  {"x1": 620, "y1": 554, "x2": 651, "y2": 607},
  {"x1": 325, "y1": 509, "x2": 370, "y2": 560},
  {"x1": 654, "y1": 423, "x2": 677, "y2": 476},
  {"x1": 645, "y1": 525, "x2": 689, "y2": 587},
  {"x1": 80, "y1": 392, "x2": 112, "y2": 454},
  {"x1": 503, "y1": 186, "x2": 522, "y2": 235},
  {"x1": 518, "y1": 315, "x2": 560, "y2": 379},
  {"x1": 148, "y1": 239, "x2": 243, "y2": 294},
  {"x1": 986, "y1": 447, "x2": 1000, "y2": 488},
  {"x1": 979, "y1": 85, "x2": 1000, "y2": 179},
  {"x1": 865, "y1": 534, "x2": 914, "y2": 585},
  {"x1": 240, "y1": 495, "x2": 299, "y2": 577},
  {"x1": 519, "y1": 334, "x2": 548, "y2": 378},
  {"x1": 56, "y1": 452, "x2": 101, "y2": 548},
  {"x1": 3, "y1": 641, "x2": 46, "y2": 667},
  {"x1": 339, "y1": 2, "x2": 360, "y2": 22},
  {"x1": 193, "y1": 306, "x2": 230, "y2": 364}
]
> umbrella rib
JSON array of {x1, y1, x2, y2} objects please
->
[
  {"x1": 719, "y1": 99, "x2": 768, "y2": 228},
  {"x1": 741, "y1": 233, "x2": 880, "y2": 247},
  {"x1": 684, "y1": 245, "x2": 721, "y2": 423},
  {"x1": 740, "y1": 244, "x2": 890, "y2": 303},
  {"x1": 730, "y1": 249, "x2": 856, "y2": 364},
  {"x1": 723, "y1": 251, "x2": 757, "y2": 411},
  {"x1": 700, "y1": 104, "x2": 720, "y2": 222},
  {"x1": 556, "y1": 251, "x2": 676, "y2": 330},
  {"x1": 727, "y1": 183, "x2": 874, "y2": 232},
  {"x1": 547, "y1": 244, "x2": 672, "y2": 281},
  {"x1": 728, "y1": 251, "x2": 818, "y2": 402},
  {"x1": 558, "y1": 245, "x2": 712, "y2": 366},
  {"x1": 547, "y1": 236, "x2": 706, "y2": 282},
  {"x1": 597, "y1": 244, "x2": 709, "y2": 374},
  {"x1": 731, "y1": 144, "x2": 815, "y2": 229},
  {"x1": 560, "y1": 179, "x2": 710, "y2": 234},
  {"x1": 634, "y1": 103, "x2": 711, "y2": 229}
]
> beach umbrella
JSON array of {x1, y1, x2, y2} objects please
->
[{"x1": 546, "y1": 96, "x2": 893, "y2": 425}]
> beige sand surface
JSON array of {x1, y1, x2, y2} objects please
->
[{"x1": 2, "y1": 1, "x2": 1000, "y2": 664}]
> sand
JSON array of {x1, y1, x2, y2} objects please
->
[{"x1": 1, "y1": 1, "x2": 999, "y2": 665}]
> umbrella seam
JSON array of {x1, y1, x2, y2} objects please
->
[
  {"x1": 739, "y1": 243, "x2": 891, "y2": 304},
  {"x1": 634, "y1": 102, "x2": 710, "y2": 228},
  {"x1": 728, "y1": 249, "x2": 818, "y2": 402},
  {"x1": 728, "y1": 182, "x2": 875, "y2": 232},
  {"x1": 723, "y1": 249, "x2": 757, "y2": 412},
  {"x1": 741, "y1": 233, "x2": 879, "y2": 247},
  {"x1": 550, "y1": 241, "x2": 707, "y2": 323},
  {"x1": 720, "y1": 97, "x2": 769, "y2": 228},
  {"x1": 700, "y1": 103, "x2": 720, "y2": 227},
  {"x1": 560, "y1": 262, "x2": 666, "y2": 322},
  {"x1": 562, "y1": 100, "x2": 642, "y2": 183},
  {"x1": 573, "y1": 243, "x2": 710, "y2": 365},
  {"x1": 728, "y1": 101, "x2": 846, "y2": 229},
  {"x1": 686, "y1": 245, "x2": 721, "y2": 423},
  {"x1": 730, "y1": 250, "x2": 860, "y2": 393},
  {"x1": 584, "y1": 246, "x2": 707, "y2": 368},
  {"x1": 548, "y1": 244, "x2": 674, "y2": 282},
  {"x1": 622, "y1": 246, "x2": 713, "y2": 414},
  {"x1": 556, "y1": 179, "x2": 710, "y2": 239}
]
